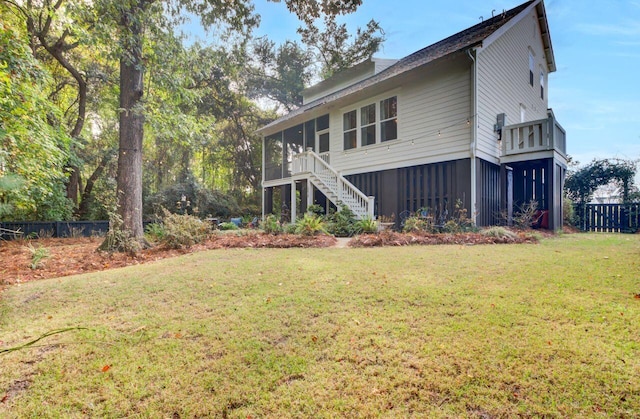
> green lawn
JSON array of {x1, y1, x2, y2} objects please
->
[{"x1": 1, "y1": 234, "x2": 639, "y2": 417}]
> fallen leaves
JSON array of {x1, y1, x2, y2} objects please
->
[{"x1": 101, "y1": 365, "x2": 111, "y2": 373}]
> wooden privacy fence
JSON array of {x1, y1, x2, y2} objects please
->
[{"x1": 575, "y1": 203, "x2": 640, "y2": 233}]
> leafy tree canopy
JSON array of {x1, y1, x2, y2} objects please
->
[
  {"x1": 0, "y1": 19, "x2": 72, "y2": 220},
  {"x1": 565, "y1": 158, "x2": 638, "y2": 205}
]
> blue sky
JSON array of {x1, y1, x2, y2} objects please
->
[{"x1": 192, "y1": 0, "x2": 640, "y2": 174}]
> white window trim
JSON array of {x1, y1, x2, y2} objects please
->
[
  {"x1": 316, "y1": 129, "x2": 330, "y2": 154},
  {"x1": 340, "y1": 91, "x2": 399, "y2": 151}
]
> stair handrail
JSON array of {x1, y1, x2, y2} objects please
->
[
  {"x1": 300, "y1": 149, "x2": 374, "y2": 219},
  {"x1": 307, "y1": 150, "x2": 370, "y2": 200}
]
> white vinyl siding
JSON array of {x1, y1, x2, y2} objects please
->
[{"x1": 476, "y1": 8, "x2": 550, "y2": 163}]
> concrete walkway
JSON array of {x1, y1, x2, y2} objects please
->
[{"x1": 334, "y1": 237, "x2": 351, "y2": 248}]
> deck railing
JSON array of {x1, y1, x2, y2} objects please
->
[
  {"x1": 292, "y1": 149, "x2": 374, "y2": 219},
  {"x1": 502, "y1": 115, "x2": 566, "y2": 157}
]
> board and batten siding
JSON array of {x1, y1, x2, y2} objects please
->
[
  {"x1": 476, "y1": 7, "x2": 550, "y2": 164},
  {"x1": 328, "y1": 63, "x2": 472, "y2": 177}
]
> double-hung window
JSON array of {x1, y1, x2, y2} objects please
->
[
  {"x1": 343, "y1": 110, "x2": 357, "y2": 150},
  {"x1": 540, "y1": 71, "x2": 545, "y2": 99},
  {"x1": 342, "y1": 95, "x2": 398, "y2": 150},
  {"x1": 528, "y1": 50, "x2": 535, "y2": 86},
  {"x1": 360, "y1": 104, "x2": 376, "y2": 146}
]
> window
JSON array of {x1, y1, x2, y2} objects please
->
[
  {"x1": 343, "y1": 110, "x2": 357, "y2": 150},
  {"x1": 520, "y1": 104, "x2": 526, "y2": 123},
  {"x1": 342, "y1": 95, "x2": 398, "y2": 150},
  {"x1": 528, "y1": 50, "x2": 534, "y2": 86},
  {"x1": 540, "y1": 71, "x2": 545, "y2": 99},
  {"x1": 360, "y1": 103, "x2": 376, "y2": 146},
  {"x1": 380, "y1": 96, "x2": 398, "y2": 142}
]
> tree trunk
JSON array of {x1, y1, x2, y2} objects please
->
[
  {"x1": 66, "y1": 165, "x2": 80, "y2": 206},
  {"x1": 116, "y1": 52, "x2": 145, "y2": 239},
  {"x1": 77, "y1": 150, "x2": 115, "y2": 219}
]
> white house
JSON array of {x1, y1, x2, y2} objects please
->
[{"x1": 258, "y1": 0, "x2": 567, "y2": 230}]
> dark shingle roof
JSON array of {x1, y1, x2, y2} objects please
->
[{"x1": 258, "y1": 0, "x2": 536, "y2": 134}]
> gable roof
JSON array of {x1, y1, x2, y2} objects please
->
[{"x1": 258, "y1": 0, "x2": 552, "y2": 135}]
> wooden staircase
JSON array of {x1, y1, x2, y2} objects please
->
[{"x1": 292, "y1": 149, "x2": 374, "y2": 219}]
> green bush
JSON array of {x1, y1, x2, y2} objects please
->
[
  {"x1": 326, "y1": 205, "x2": 357, "y2": 237},
  {"x1": 26, "y1": 243, "x2": 50, "y2": 269},
  {"x1": 294, "y1": 213, "x2": 326, "y2": 236},
  {"x1": 145, "y1": 222, "x2": 166, "y2": 242},
  {"x1": 306, "y1": 204, "x2": 325, "y2": 217},
  {"x1": 218, "y1": 222, "x2": 239, "y2": 231},
  {"x1": 284, "y1": 223, "x2": 297, "y2": 234},
  {"x1": 563, "y1": 197, "x2": 577, "y2": 227},
  {"x1": 260, "y1": 214, "x2": 283, "y2": 235},
  {"x1": 354, "y1": 216, "x2": 377, "y2": 234},
  {"x1": 160, "y1": 209, "x2": 210, "y2": 249}
]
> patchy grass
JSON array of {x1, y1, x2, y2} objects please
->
[{"x1": 1, "y1": 234, "x2": 639, "y2": 417}]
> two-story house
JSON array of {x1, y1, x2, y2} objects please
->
[{"x1": 258, "y1": 0, "x2": 567, "y2": 230}]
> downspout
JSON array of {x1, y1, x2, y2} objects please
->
[
  {"x1": 467, "y1": 48, "x2": 478, "y2": 225},
  {"x1": 261, "y1": 135, "x2": 265, "y2": 221}
]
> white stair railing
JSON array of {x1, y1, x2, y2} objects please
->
[{"x1": 293, "y1": 149, "x2": 374, "y2": 219}]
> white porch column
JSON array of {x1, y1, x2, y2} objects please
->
[
  {"x1": 307, "y1": 179, "x2": 313, "y2": 212},
  {"x1": 290, "y1": 180, "x2": 297, "y2": 223}
]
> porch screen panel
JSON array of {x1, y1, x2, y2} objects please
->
[
  {"x1": 304, "y1": 120, "x2": 315, "y2": 151},
  {"x1": 265, "y1": 132, "x2": 283, "y2": 181},
  {"x1": 283, "y1": 124, "x2": 304, "y2": 177}
]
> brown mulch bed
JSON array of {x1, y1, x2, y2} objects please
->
[
  {"x1": 349, "y1": 230, "x2": 539, "y2": 247},
  {"x1": 0, "y1": 233, "x2": 337, "y2": 286},
  {"x1": 1, "y1": 229, "x2": 547, "y2": 287}
]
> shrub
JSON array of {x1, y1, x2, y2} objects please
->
[
  {"x1": 306, "y1": 204, "x2": 325, "y2": 217},
  {"x1": 98, "y1": 211, "x2": 142, "y2": 254},
  {"x1": 480, "y1": 226, "x2": 519, "y2": 240},
  {"x1": 513, "y1": 200, "x2": 538, "y2": 230},
  {"x1": 218, "y1": 222, "x2": 239, "y2": 231},
  {"x1": 160, "y1": 209, "x2": 210, "y2": 249},
  {"x1": 26, "y1": 243, "x2": 50, "y2": 269},
  {"x1": 403, "y1": 215, "x2": 437, "y2": 233},
  {"x1": 326, "y1": 205, "x2": 357, "y2": 237},
  {"x1": 563, "y1": 197, "x2": 577, "y2": 226},
  {"x1": 260, "y1": 214, "x2": 283, "y2": 235},
  {"x1": 294, "y1": 213, "x2": 326, "y2": 236},
  {"x1": 354, "y1": 217, "x2": 378, "y2": 234},
  {"x1": 145, "y1": 222, "x2": 166, "y2": 242},
  {"x1": 284, "y1": 223, "x2": 297, "y2": 234},
  {"x1": 442, "y1": 200, "x2": 476, "y2": 233}
]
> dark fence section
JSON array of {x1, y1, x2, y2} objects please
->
[
  {"x1": 575, "y1": 203, "x2": 640, "y2": 233},
  {"x1": 0, "y1": 221, "x2": 110, "y2": 239}
]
